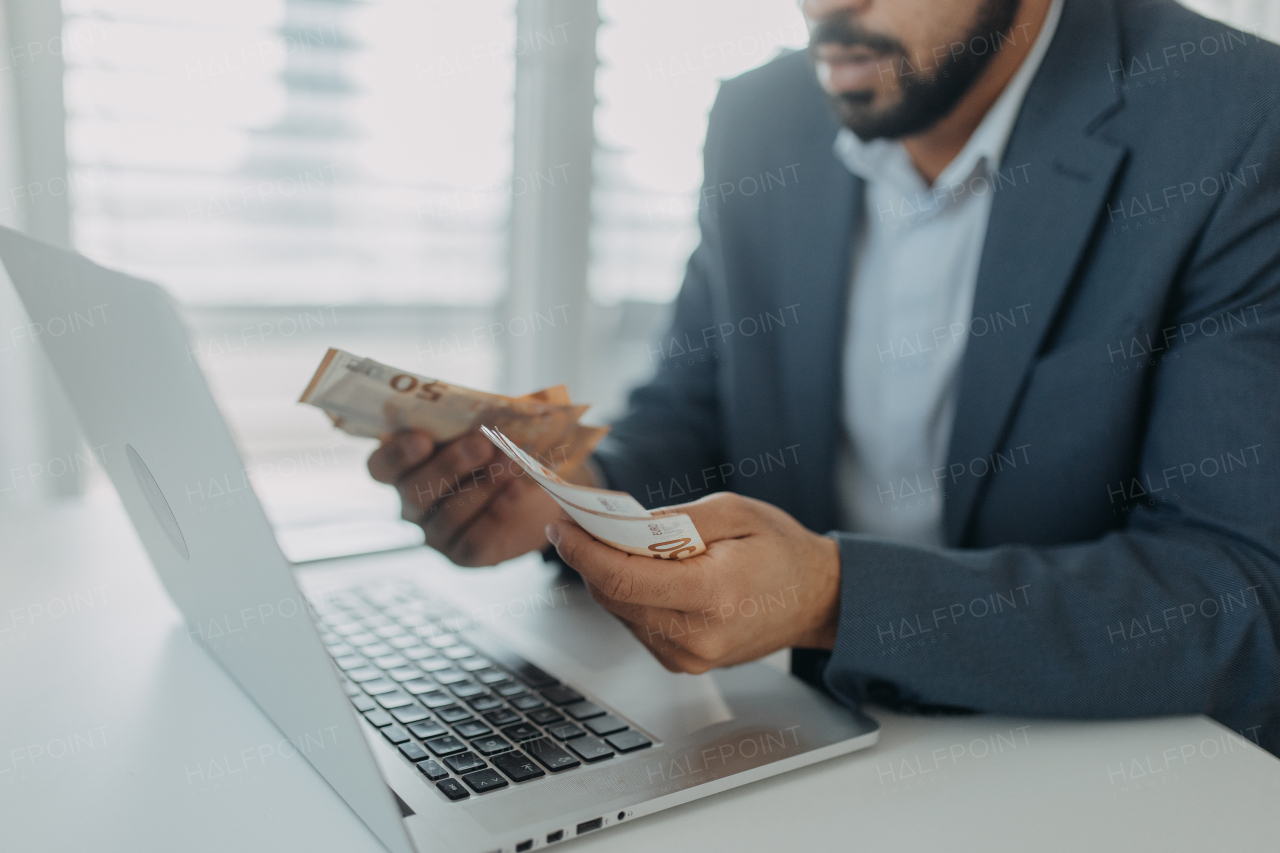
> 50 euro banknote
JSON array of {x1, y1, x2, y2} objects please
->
[
  {"x1": 482, "y1": 426, "x2": 706, "y2": 561},
  {"x1": 299, "y1": 348, "x2": 608, "y2": 473}
]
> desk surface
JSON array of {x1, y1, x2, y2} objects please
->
[{"x1": 3, "y1": 497, "x2": 1279, "y2": 853}]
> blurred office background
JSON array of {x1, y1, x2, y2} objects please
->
[{"x1": 0, "y1": 0, "x2": 1276, "y2": 554}]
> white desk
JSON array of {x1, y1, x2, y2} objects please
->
[{"x1": 3, "y1": 497, "x2": 1279, "y2": 852}]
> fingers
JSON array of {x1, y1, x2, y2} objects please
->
[
  {"x1": 445, "y1": 477, "x2": 557, "y2": 566},
  {"x1": 400, "y1": 433, "x2": 497, "y2": 531},
  {"x1": 654, "y1": 492, "x2": 764, "y2": 543},
  {"x1": 547, "y1": 519, "x2": 710, "y2": 610},
  {"x1": 368, "y1": 431, "x2": 435, "y2": 484}
]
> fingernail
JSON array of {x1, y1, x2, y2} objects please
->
[
  {"x1": 402, "y1": 432, "x2": 433, "y2": 464},
  {"x1": 544, "y1": 523, "x2": 560, "y2": 545},
  {"x1": 456, "y1": 435, "x2": 493, "y2": 468}
]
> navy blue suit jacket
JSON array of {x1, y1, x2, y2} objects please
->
[{"x1": 593, "y1": 0, "x2": 1280, "y2": 755}]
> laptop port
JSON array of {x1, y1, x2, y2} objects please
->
[
  {"x1": 546, "y1": 830, "x2": 564, "y2": 843},
  {"x1": 576, "y1": 818, "x2": 603, "y2": 835},
  {"x1": 516, "y1": 841, "x2": 533, "y2": 852}
]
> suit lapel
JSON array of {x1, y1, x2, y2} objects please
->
[{"x1": 943, "y1": 0, "x2": 1129, "y2": 545}]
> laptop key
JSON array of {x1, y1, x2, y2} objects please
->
[
  {"x1": 400, "y1": 677, "x2": 437, "y2": 694},
  {"x1": 461, "y1": 768, "x2": 508, "y2": 794},
  {"x1": 427, "y1": 635, "x2": 458, "y2": 648},
  {"x1": 510, "y1": 695, "x2": 546, "y2": 712},
  {"x1": 361, "y1": 679, "x2": 398, "y2": 695},
  {"x1": 399, "y1": 742, "x2": 429, "y2": 762},
  {"x1": 436, "y1": 705, "x2": 474, "y2": 724},
  {"x1": 541, "y1": 686, "x2": 584, "y2": 706},
  {"x1": 418, "y1": 759, "x2": 448, "y2": 781},
  {"x1": 388, "y1": 635, "x2": 420, "y2": 649},
  {"x1": 348, "y1": 667, "x2": 384, "y2": 683},
  {"x1": 454, "y1": 721, "x2": 493, "y2": 739},
  {"x1": 388, "y1": 667, "x2": 423, "y2": 682},
  {"x1": 606, "y1": 730, "x2": 653, "y2": 752},
  {"x1": 526, "y1": 708, "x2": 564, "y2": 726},
  {"x1": 564, "y1": 701, "x2": 605, "y2": 720},
  {"x1": 341, "y1": 679, "x2": 362, "y2": 696},
  {"x1": 357, "y1": 643, "x2": 394, "y2": 658},
  {"x1": 546, "y1": 723, "x2": 585, "y2": 741},
  {"x1": 443, "y1": 751, "x2": 487, "y2": 774},
  {"x1": 390, "y1": 705, "x2": 431, "y2": 724},
  {"x1": 351, "y1": 694, "x2": 377, "y2": 712},
  {"x1": 419, "y1": 658, "x2": 453, "y2": 673},
  {"x1": 524, "y1": 738, "x2": 581, "y2": 772},
  {"x1": 484, "y1": 709, "x2": 522, "y2": 727},
  {"x1": 381, "y1": 725, "x2": 411, "y2": 745},
  {"x1": 364, "y1": 709, "x2": 394, "y2": 727},
  {"x1": 471, "y1": 736, "x2": 513, "y2": 756},
  {"x1": 491, "y1": 750, "x2": 546, "y2": 782},
  {"x1": 409, "y1": 721, "x2": 448, "y2": 740},
  {"x1": 495, "y1": 683, "x2": 527, "y2": 698},
  {"x1": 432, "y1": 669, "x2": 469, "y2": 685},
  {"x1": 442, "y1": 645, "x2": 475, "y2": 660},
  {"x1": 418, "y1": 691, "x2": 455, "y2": 709},
  {"x1": 467, "y1": 695, "x2": 503, "y2": 712},
  {"x1": 436, "y1": 778, "x2": 470, "y2": 800},
  {"x1": 403, "y1": 645, "x2": 436, "y2": 660},
  {"x1": 373, "y1": 654, "x2": 409, "y2": 670},
  {"x1": 474, "y1": 669, "x2": 510, "y2": 685},
  {"x1": 501, "y1": 723, "x2": 541, "y2": 742},
  {"x1": 585, "y1": 715, "x2": 628, "y2": 737},
  {"x1": 567, "y1": 736, "x2": 615, "y2": 763},
  {"x1": 424, "y1": 735, "x2": 467, "y2": 757},
  {"x1": 448, "y1": 682, "x2": 485, "y2": 699},
  {"x1": 458, "y1": 656, "x2": 492, "y2": 672},
  {"x1": 375, "y1": 691, "x2": 414, "y2": 709},
  {"x1": 334, "y1": 655, "x2": 366, "y2": 670}
]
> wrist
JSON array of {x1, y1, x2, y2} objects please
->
[{"x1": 797, "y1": 534, "x2": 841, "y2": 651}]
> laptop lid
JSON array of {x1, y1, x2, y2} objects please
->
[{"x1": 0, "y1": 226, "x2": 414, "y2": 853}]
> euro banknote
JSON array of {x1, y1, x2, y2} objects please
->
[
  {"x1": 482, "y1": 426, "x2": 706, "y2": 561},
  {"x1": 299, "y1": 348, "x2": 607, "y2": 474}
]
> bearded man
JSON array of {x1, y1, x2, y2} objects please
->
[{"x1": 370, "y1": 0, "x2": 1280, "y2": 755}]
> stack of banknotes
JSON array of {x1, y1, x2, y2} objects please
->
[{"x1": 299, "y1": 348, "x2": 704, "y2": 560}]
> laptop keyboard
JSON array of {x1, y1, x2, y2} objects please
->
[{"x1": 308, "y1": 582, "x2": 653, "y2": 802}]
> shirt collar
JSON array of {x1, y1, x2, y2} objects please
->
[{"x1": 833, "y1": 0, "x2": 1064, "y2": 194}]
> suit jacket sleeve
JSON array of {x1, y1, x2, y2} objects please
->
[{"x1": 824, "y1": 109, "x2": 1280, "y2": 751}]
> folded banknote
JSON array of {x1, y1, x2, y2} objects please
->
[{"x1": 482, "y1": 426, "x2": 705, "y2": 561}]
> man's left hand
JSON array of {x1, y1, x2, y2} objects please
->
[{"x1": 545, "y1": 493, "x2": 841, "y2": 674}]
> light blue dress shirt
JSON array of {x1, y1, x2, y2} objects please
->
[{"x1": 834, "y1": 0, "x2": 1063, "y2": 546}]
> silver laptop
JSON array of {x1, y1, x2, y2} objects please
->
[{"x1": 2, "y1": 225, "x2": 878, "y2": 853}]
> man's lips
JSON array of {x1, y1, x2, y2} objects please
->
[
  {"x1": 814, "y1": 43, "x2": 880, "y2": 64},
  {"x1": 814, "y1": 44, "x2": 886, "y2": 90}
]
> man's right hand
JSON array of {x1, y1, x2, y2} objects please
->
[{"x1": 367, "y1": 430, "x2": 590, "y2": 567}]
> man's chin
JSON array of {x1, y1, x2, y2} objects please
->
[{"x1": 832, "y1": 96, "x2": 904, "y2": 142}]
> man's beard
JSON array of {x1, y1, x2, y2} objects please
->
[{"x1": 809, "y1": 0, "x2": 1022, "y2": 141}]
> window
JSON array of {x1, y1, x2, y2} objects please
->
[
  {"x1": 59, "y1": 0, "x2": 518, "y2": 550},
  {"x1": 590, "y1": 0, "x2": 808, "y2": 306}
]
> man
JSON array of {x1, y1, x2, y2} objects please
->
[{"x1": 370, "y1": 0, "x2": 1280, "y2": 755}]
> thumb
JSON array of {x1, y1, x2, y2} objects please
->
[{"x1": 651, "y1": 492, "x2": 759, "y2": 544}]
